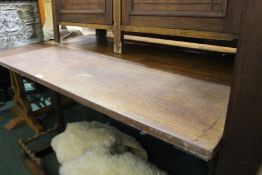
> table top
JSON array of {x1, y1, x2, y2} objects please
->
[{"x1": 0, "y1": 39, "x2": 231, "y2": 160}]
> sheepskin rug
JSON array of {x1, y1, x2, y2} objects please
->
[
  {"x1": 51, "y1": 121, "x2": 148, "y2": 164},
  {"x1": 59, "y1": 147, "x2": 167, "y2": 175}
]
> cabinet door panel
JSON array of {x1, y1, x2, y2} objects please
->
[
  {"x1": 61, "y1": 0, "x2": 103, "y2": 12},
  {"x1": 122, "y1": 0, "x2": 242, "y2": 34},
  {"x1": 131, "y1": 0, "x2": 228, "y2": 17},
  {"x1": 58, "y1": 0, "x2": 113, "y2": 24}
]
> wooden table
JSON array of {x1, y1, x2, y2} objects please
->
[{"x1": 0, "y1": 39, "x2": 231, "y2": 161}]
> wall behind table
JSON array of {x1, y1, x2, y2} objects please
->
[{"x1": 0, "y1": 1, "x2": 43, "y2": 50}]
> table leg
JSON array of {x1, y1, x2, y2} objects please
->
[
  {"x1": 51, "y1": 91, "x2": 65, "y2": 131},
  {"x1": 5, "y1": 72, "x2": 43, "y2": 133},
  {"x1": 113, "y1": 0, "x2": 122, "y2": 54}
]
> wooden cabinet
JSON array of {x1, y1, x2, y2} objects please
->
[
  {"x1": 52, "y1": 0, "x2": 243, "y2": 53},
  {"x1": 122, "y1": 0, "x2": 242, "y2": 34},
  {"x1": 114, "y1": 0, "x2": 244, "y2": 53}
]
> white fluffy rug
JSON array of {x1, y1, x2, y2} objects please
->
[
  {"x1": 51, "y1": 121, "x2": 147, "y2": 164},
  {"x1": 51, "y1": 121, "x2": 167, "y2": 175},
  {"x1": 60, "y1": 147, "x2": 167, "y2": 175}
]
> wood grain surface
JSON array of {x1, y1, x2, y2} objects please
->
[
  {"x1": 0, "y1": 38, "x2": 232, "y2": 160},
  {"x1": 216, "y1": 0, "x2": 262, "y2": 174}
]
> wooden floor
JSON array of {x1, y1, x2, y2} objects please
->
[{"x1": 0, "y1": 35, "x2": 234, "y2": 161}]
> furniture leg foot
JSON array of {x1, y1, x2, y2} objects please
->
[
  {"x1": 114, "y1": 41, "x2": 122, "y2": 54},
  {"x1": 22, "y1": 154, "x2": 46, "y2": 175},
  {"x1": 4, "y1": 117, "x2": 25, "y2": 131},
  {"x1": 54, "y1": 25, "x2": 60, "y2": 43},
  {"x1": 96, "y1": 29, "x2": 107, "y2": 38}
]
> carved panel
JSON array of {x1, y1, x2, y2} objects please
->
[
  {"x1": 129, "y1": 0, "x2": 228, "y2": 17},
  {"x1": 60, "y1": 0, "x2": 106, "y2": 14}
]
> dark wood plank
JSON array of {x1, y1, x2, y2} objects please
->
[
  {"x1": 61, "y1": 35, "x2": 234, "y2": 85},
  {"x1": 216, "y1": 0, "x2": 262, "y2": 174},
  {"x1": 0, "y1": 44, "x2": 51, "y2": 58},
  {"x1": 0, "y1": 42, "x2": 231, "y2": 160}
]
